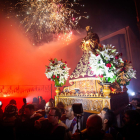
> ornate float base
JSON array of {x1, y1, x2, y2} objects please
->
[
  {"x1": 55, "y1": 92, "x2": 129, "y2": 115},
  {"x1": 55, "y1": 96, "x2": 110, "y2": 114}
]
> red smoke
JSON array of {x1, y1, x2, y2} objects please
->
[{"x1": 0, "y1": 13, "x2": 85, "y2": 110}]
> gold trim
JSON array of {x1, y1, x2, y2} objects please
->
[
  {"x1": 84, "y1": 110, "x2": 100, "y2": 114},
  {"x1": 55, "y1": 96, "x2": 110, "y2": 113},
  {"x1": 69, "y1": 77, "x2": 100, "y2": 83}
]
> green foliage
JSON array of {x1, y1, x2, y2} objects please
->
[
  {"x1": 54, "y1": 78, "x2": 66, "y2": 86},
  {"x1": 107, "y1": 75, "x2": 116, "y2": 83}
]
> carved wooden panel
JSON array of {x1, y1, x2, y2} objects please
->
[{"x1": 55, "y1": 96, "x2": 109, "y2": 113}]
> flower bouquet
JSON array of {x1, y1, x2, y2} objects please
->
[
  {"x1": 116, "y1": 60, "x2": 136, "y2": 85},
  {"x1": 89, "y1": 44, "x2": 124, "y2": 83},
  {"x1": 45, "y1": 58, "x2": 70, "y2": 87}
]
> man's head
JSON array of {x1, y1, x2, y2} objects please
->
[
  {"x1": 24, "y1": 104, "x2": 35, "y2": 117},
  {"x1": 9, "y1": 99, "x2": 16, "y2": 105},
  {"x1": 98, "y1": 107, "x2": 116, "y2": 127},
  {"x1": 57, "y1": 101, "x2": 65, "y2": 109},
  {"x1": 86, "y1": 114, "x2": 102, "y2": 137},
  {"x1": 57, "y1": 102, "x2": 65, "y2": 115},
  {"x1": 32, "y1": 97, "x2": 38, "y2": 104},
  {"x1": 65, "y1": 105, "x2": 74, "y2": 119},
  {"x1": 48, "y1": 107, "x2": 61, "y2": 125},
  {"x1": 98, "y1": 108, "x2": 107, "y2": 122},
  {"x1": 45, "y1": 101, "x2": 53, "y2": 113}
]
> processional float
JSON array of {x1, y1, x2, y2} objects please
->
[{"x1": 46, "y1": 26, "x2": 136, "y2": 115}]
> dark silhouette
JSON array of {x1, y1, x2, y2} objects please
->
[
  {"x1": 2, "y1": 104, "x2": 18, "y2": 140},
  {"x1": 57, "y1": 101, "x2": 65, "y2": 115},
  {"x1": 19, "y1": 98, "x2": 27, "y2": 115},
  {"x1": 16, "y1": 104, "x2": 42, "y2": 140},
  {"x1": 0, "y1": 101, "x2": 3, "y2": 122},
  {"x1": 117, "y1": 110, "x2": 140, "y2": 140}
]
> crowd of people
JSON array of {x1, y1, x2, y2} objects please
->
[{"x1": 0, "y1": 97, "x2": 140, "y2": 140}]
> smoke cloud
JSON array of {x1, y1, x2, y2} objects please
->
[{"x1": 0, "y1": 12, "x2": 86, "y2": 109}]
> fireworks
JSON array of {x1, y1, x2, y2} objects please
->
[
  {"x1": 9, "y1": 0, "x2": 87, "y2": 45},
  {"x1": 58, "y1": 31, "x2": 73, "y2": 45}
]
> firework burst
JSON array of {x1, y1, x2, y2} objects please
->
[{"x1": 9, "y1": 0, "x2": 87, "y2": 45}]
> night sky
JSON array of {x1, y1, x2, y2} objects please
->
[
  {"x1": 79, "y1": 0, "x2": 138, "y2": 38},
  {"x1": 0, "y1": 0, "x2": 139, "y2": 42}
]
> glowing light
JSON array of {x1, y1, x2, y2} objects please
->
[
  {"x1": 131, "y1": 92, "x2": 135, "y2": 96},
  {"x1": 3, "y1": 94, "x2": 10, "y2": 97}
]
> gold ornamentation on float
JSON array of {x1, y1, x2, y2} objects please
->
[
  {"x1": 102, "y1": 84, "x2": 111, "y2": 98},
  {"x1": 55, "y1": 87, "x2": 61, "y2": 96},
  {"x1": 55, "y1": 96, "x2": 110, "y2": 113}
]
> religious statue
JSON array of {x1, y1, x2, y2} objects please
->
[{"x1": 80, "y1": 26, "x2": 100, "y2": 52}]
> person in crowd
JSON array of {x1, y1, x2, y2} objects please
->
[
  {"x1": 32, "y1": 97, "x2": 39, "y2": 111},
  {"x1": 117, "y1": 109, "x2": 140, "y2": 140},
  {"x1": 19, "y1": 98, "x2": 27, "y2": 115},
  {"x1": 0, "y1": 101, "x2": 3, "y2": 122},
  {"x1": 23, "y1": 104, "x2": 43, "y2": 121},
  {"x1": 72, "y1": 114, "x2": 114, "y2": 140},
  {"x1": 2, "y1": 104, "x2": 19, "y2": 140},
  {"x1": 0, "y1": 101, "x2": 3, "y2": 137},
  {"x1": 98, "y1": 107, "x2": 122, "y2": 140},
  {"x1": 98, "y1": 108, "x2": 117, "y2": 130},
  {"x1": 9, "y1": 99, "x2": 17, "y2": 105},
  {"x1": 38, "y1": 99, "x2": 46, "y2": 110},
  {"x1": 64, "y1": 105, "x2": 80, "y2": 134},
  {"x1": 129, "y1": 98, "x2": 140, "y2": 110},
  {"x1": 36, "y1": 99, "x2": 54, "y2": 118},
  {"x1": 57, "y1": 105, "x2": 80, "y2": 140},
  {"x1": 57, "y1": 101, "x2": 65, "y2": 115},
  {"x1": 38, "y1": 96, "x2": 43, "y2": 104},
  {"x1": 16, "y1": 104, "x2": 43, "y2": 140},
  {"x1": 47, "y1": 107, "x2": 66, "y2": 140},
  {"x1": 49, "y1": 98, "x2": 55, "y2": 105},
  {"x1": 3, "y1": 104, "x2": 18, "y2": 124},
  {"x1": 3, "y1": 99, "x2": 17, "y2": 117},
  {"x1": 34, "y1": 107, "x2": 66, "y2": 140},
  {"x1": 44, "y1": 100, "x2": 54, "y2": 118}
]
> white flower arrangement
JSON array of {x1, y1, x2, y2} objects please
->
[
  {"x1": 45, "y1": 58, "x2": 70, "y2": 86},
  {"x1": 89, "y1": 44, "x2": 124, "y2": 83}
]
